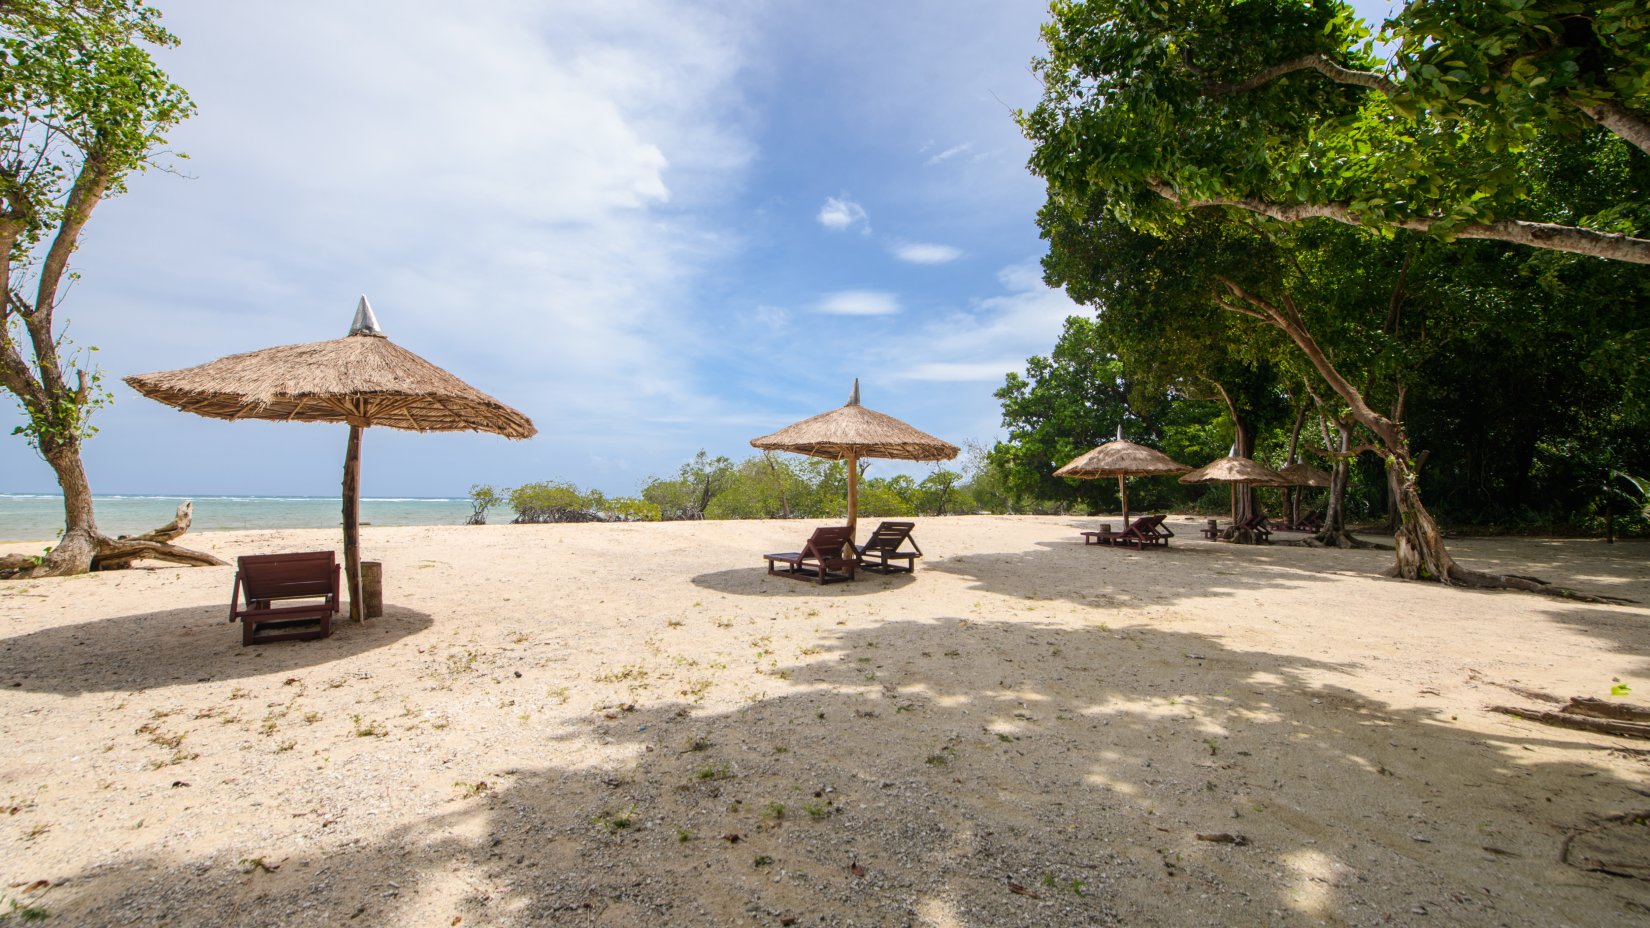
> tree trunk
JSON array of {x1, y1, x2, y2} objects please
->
[{"x1": 1213, "y1": 279, "x2": 1620, "y2": 595}]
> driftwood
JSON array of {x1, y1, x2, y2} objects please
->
[
  {"x1": 1490, "y1": 702, "x2": 1650, "y2": 740},
  {"x1": 0, "y1": 502, "x2": 225, "y2": 577},
  {"x1": 1562, "y1": 697, "x2": 1650, "y2": 725}
]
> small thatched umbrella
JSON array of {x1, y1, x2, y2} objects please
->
[
  {"x1": 1179, "y1": 454, "x2": 1288, "y2": 525},
  {"x1": 1054, "y1": 428, "x2": 1190, "y2": 526},
  {"x1": 1273, "y1": 461, "x2": 1331, "y2": 527},
  {"x1": 126, "y1": 297, "x2": 536, "y2": 622},
  {"x1": 751, "y1": 380, "x2": 957, "y2": 540}
]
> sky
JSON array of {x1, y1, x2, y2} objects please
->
[{"x1": 1, "y1": 0, "x2": 1397, "y2": 499}]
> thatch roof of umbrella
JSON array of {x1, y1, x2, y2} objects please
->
[
  {"x1": 126, "y1": 297, "x2": 535, "y2": 624},
  {"x1": 1178, "y1": 455, "x2": 1288, "y2": 486},
  {"x1": 750, "y1": 381, "x2": 958, "y2": 462},
  {"x1": 124, "y1": 303, "x2": 534, "y2": 437},
  {"x1": 1274, "y1": 462, "x2": 1331, "y2": 488},
  {"x1": 1054, "y1": 440, "x2": 1190, "y2": 479},
  {"x1": 1055, "y1": 436, "x2": 1190, "y2": 527},
  {"x1": 751, "y1": 380, "x2": 956, "y2": 539}
]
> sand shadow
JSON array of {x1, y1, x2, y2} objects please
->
[
  {"x1": 22, "y1": 619, "x2": 1650, "y2": 927},
  {"x1": 0, "y1": 603, "x2": 433, "y2": 695},
  {"x1": 690, "y1": 567, "x2": 918, "y2": 596}
]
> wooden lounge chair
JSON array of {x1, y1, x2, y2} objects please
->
[
  {"x1": 1239, "y1": 512, "x2": 1273, "y2": 544},
  {"x1": 764, "y1": 526, "x2": 857, "y2": 585},
  {"x1": 1082, "y1": 514, "x2": 1172, "y2": 550},
  {"x1": 230, "y1": 551, "x2": 341, "y2": 646},
  {"x1": 855, "y1": 521, "x2": 923, "y2": 574}
]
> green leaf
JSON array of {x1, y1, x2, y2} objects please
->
[{"x1": 1611, "y1": 683, "x2": 1632, "y2": 697}]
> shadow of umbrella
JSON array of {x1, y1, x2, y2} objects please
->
[
  {"x1": 0, "y1": 603, "x2": 434, "y2": 695},
  {"x1": 125, "y1": 297, "x2": 535, "y2": 622}
]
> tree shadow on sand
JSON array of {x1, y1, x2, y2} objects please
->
[
  {"x1": 0, "y1": 604, "x2": 433, "y2": 695},
  {"x1": 23, "y1": 619, "x2": 1650, "y2": 927},
  {"x1": 691, "y1": 567, "x2": 917, "y2": 597}
]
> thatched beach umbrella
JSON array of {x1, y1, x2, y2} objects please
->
[
  {"x1": 1054, "y1": 429, "x2": 1190, "y2": 526},
  {"x1": 1179, "y1": 454, "x2": 1288, "y2": 524},
  {"x1": 126, "y1": 297, "x2": 536, "y2": 622},
  {"x1": 1274, "y1": 462, "x2": 1330, "y2": 488},
  {"x1": 751, "y1": 380, "x2": 957, "y2": 540}
]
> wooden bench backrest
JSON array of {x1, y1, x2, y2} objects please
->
[
  {"x1": 238, "y1": 551, "x2": 337, "y2": 600},
  {"x1": 805, "y1": 526, "x2": 856, "y2": 562},
  {"x1": 1128, "y1": 514, "x2": 1164, "y2": 533},
  {"x1": 860, "y1": 521, "x2": 914, "y2": 553}
]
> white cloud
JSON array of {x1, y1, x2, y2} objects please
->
[
  {"x1": 923, "y1": 142, "x2": 974, "y2": 166},
  {"x1": 816, "y1": 195, "x2": 870, "y2": 233},
  {"x1": 891, "y1": 242, "x2": 962, "y2": 264},
  {"x1": 881, "y1": 258, "x2": 1076, "y2": 379},
  {"x1": 817, "y1": 290, "x2": 900, "y2": 316},
  {"x1": 896, "y1": 361, "x2": 1022, "y2": 382}
]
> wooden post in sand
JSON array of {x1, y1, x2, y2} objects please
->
[
  {"x1": 361, "y1": 561, "x2": 383, "y2": 618},
  {"x1": 342, "y1": 422, "x2": 364, "y2": 623}
]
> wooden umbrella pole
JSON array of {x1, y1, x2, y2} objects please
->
[
  {"x1": 343, "y1": 423, "x2": 364, "y2": 623},
  {"x1": 1118, "y1": 475, "x2": 1129, "y2": 526},
  {"x1": 845, "y1": 450, "x2": 859, "y2": 542}
]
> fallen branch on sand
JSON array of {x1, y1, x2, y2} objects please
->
[{"x1": 1490, "y1": 697, "x2": 1650, "y2": 740}]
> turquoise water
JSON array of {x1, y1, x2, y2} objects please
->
[{"x1": 0, "y1": 494, "x2": 474, "y2": 542}]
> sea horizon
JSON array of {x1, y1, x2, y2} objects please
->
[{"x1": 0, "y1": 492, "x2": 474, "y2": 542}]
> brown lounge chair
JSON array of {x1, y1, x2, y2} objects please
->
[
  {"x1": 764, "y1": 526, "x2": 857, "y2": 585},
  {"x1": 1082, "y1": 514, "x2": 1173, "y2": 550},
  {"x1": 230, "y1": 551, "x2": 341, "y2": 646},
  {"x1": 855, "y1": 521, "x2": 923, "y2": 574},
  {"x1": 1240, "y1": 512, "x2": 1273, "y2": 543}
]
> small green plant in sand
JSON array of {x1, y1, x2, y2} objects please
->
[
  {"x1": 675, "y1": 826, "x2": 695, "y2": 843},
  {"x1": 4, "y1": 895, "x2": 51, "y2": 921},
  {"x1": 694, "y1": 763, "x2": 733, "y2": 781},
  {"x1": 763, "y1": 802, "x2": 786, "y2": 823},
  {"x1": 595, "y1": 806, "x2": 635, "y2": 833},
  {"x1": 753, "y1": 855, "x2": 774, "y2": 868},
  {"x1": 454, "y1": 780, "x2": 490, "y2": 799},
  {"x1": 351, "y1": 715, "x2": 387, "y2": 738},
  {"x1": 1204, "y1": 737, "x2": 1220, "y2": 756},
  {"x1": 686, "y1": 736, "x2": 713, "y2": 753},
  {"x1": 546, "y1": 686, "x2": 570, "y2": 704},
  {"x1": 275, "y1": 740, "x2": 296, "y2": 754},
  {"x1": 667, "y1": 619, "x2": 684, "y2": 628},
  {"x1": 594, "y1": 665, "x2": 648, "y2": 684}
]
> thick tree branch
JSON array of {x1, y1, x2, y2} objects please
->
[
  {"x1": 1205, "y1": 53, "x2": 1400, "y2": 97},
  {"x1": 1567, "y1": 97, "x2": 1650, "y2": 158},
  {"x1": 1149, "y1": 181, "x2": 1650, "y2": 264}
]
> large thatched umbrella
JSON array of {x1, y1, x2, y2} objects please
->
[
  {"x1": 1054, "y1": 429, "x2": 1190, "y2": 526},
  {"x1": 1179, "y1": 454, "x2": 1288, "y2": 525},
  {"x1": 126, "y1": 297, "x2": 536, "y2": 621},
  {"x1": 750, "y1": 380, "x2": 957, "y2": 540}
]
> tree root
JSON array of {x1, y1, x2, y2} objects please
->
[
  {"x1": 1489, "y1": 705, "x2": 1650, "y2": 740},
  {"x1": 1423, "y1": 564, "x2": 1638, "y2": 605},
  {"x1": 0, "y1": 502, "x2": 226, "y2": 579},
  {"x1": 1301, "y1": 529, "x2": 1388, "y2": 550}
]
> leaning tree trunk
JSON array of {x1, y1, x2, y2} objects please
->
[
  {"x1": 1304, "y1": 408, "x2": 1380, "y2": 549},
  {"x1": 0, "y1": 441, "x2": 224, "y2": 578},
  {"x1": 1214, "y1": 278, "x2": 1622, "y2": 601}
]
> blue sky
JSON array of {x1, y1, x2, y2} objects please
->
[{"x1": 2, "y1": 0, "x2": 1397, "y2": 499}]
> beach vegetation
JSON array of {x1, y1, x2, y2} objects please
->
[
  {"x1": 466, "y1": 484, "x2": 502, "y2": 525},
  {"x1": 1005, "y1": 0, "x2": 1650, "y2": 577},
  {"x1": 0, "y1": 1, "x2": 215, "y2": 578}
]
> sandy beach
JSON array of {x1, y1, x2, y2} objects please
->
[{"x1": 1, "y1": 515, "x2": 1647, "y2": 926}]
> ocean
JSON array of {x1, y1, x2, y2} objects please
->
[{"x1": 0, "y1": 494, "x2": 476, "y2": 542}]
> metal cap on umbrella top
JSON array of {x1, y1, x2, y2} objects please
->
[
  {"x1": 750, "y1": 379, "x2": 957, "y2": 538},
  {"x1": 126, "y1": 296, "x2": 536, "y2": 622}
]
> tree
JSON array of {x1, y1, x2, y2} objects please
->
[
  {"x1": 641, "y1": 450, "x2": 734, "y2": 520},
  {"x1": 1025, "y1": 0, "x2": 1650, "y2": 264},
  {"x1": 1, "y1": 1, "x2": 215, "y2": 576},
  {"x1": 466, "y1": 484, "x2": 501, "y2": 525}
]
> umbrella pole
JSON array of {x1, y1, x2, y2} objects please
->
[
  {"x1": 343, "y1": 424, "x2": 364, "y2": 623},
  {"x1": 845, "y1": 451, "x2": 859, "y2": 542},
  {"x1": 1118, "y1": 475, "x2": 1129, "y2": 526}
]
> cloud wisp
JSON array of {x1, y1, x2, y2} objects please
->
[
  {"x1": 890, "y1": 241, "x2": 962, "y2": 264},
  {"x1": 816, "y1": 195, "x2": 870, "y2": 234},
  {"x1": 817, "y1": 290, "x2": 901, "y2": 316}
]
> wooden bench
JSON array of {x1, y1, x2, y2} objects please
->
[
  {"x1": 230, "y1": 551, "x2": 341, "y2": 646},
  {"x1": 1083, "y1": 514, "x2": 1172, "y2": 550},
  {"x1": 855, "y1": 521, "x2": 923, "y2": 574},
  {"x1": 764, "y1": 526, "x2": 856, "y2": 585}
]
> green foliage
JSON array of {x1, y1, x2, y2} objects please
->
[
  {"x1": 1611, "y1": 682, "x2": 1632, "y2": 697},
  {"x1": 1023, "y1": 0, "x2": 1649, "y2": 258},
  {"x1": 466, "y1": 483, "x2": 501, "y2": 525}
]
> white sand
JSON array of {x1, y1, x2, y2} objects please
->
[{"x1": 1, "y1": 515, "x2": 1647, "y2": 926}]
